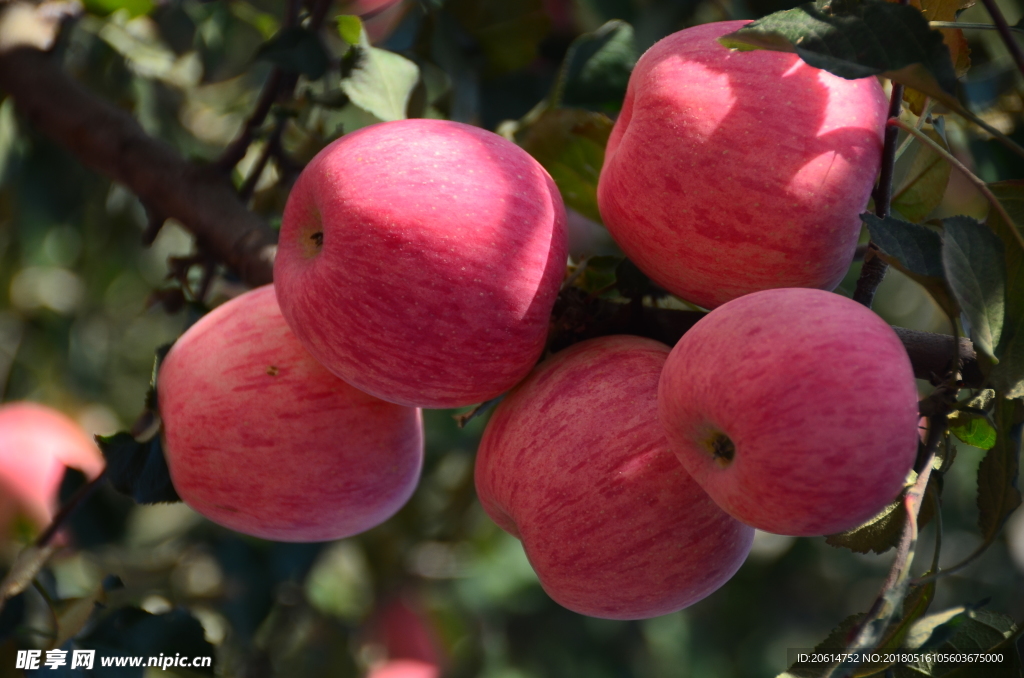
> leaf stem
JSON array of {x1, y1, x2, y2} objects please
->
[
  {"x1": 888, "y1": 118, "x2": 1024, "y2": 251},
  {"x1": 978, "y1": 0, "x2": 1024, "y2": 81}
]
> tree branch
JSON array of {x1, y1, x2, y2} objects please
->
[{"x1": 0, "y1": 40, "x2": 277, "y2": 286}]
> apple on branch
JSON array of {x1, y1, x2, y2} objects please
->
[
  {"x1": 475, "y1": 335, "x2": 754, "y2": 620},
  {"x1": 158, "y1": 285, "x2": 425, "y2": 542},
  {"x1": 597, "y1": 20, "x2": 888, "y2": 309},
  {"x1": 274, "y1": 118, "x2": 567, "y2": 409},
  {"x1": 658, "y1": 288, "x2": 920, "y2": 537}
]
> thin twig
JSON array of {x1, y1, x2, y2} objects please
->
[
  {"x1": 978, "y1": 0, "x2": 1024, "y2": 80},
  {"x1": 34, "y1": 470, "x2": 108, "y2": 548},
  {"x1": 239, "y1": 121, "x2": 286, "y2": 202},
  {"x1": 890, "y1": 119, "x2": 1023, "y2": 250},
  {"x1": 853, "y1": 82, "x2": 904, "y2": 307}
]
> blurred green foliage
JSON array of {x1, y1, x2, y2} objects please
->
[{"x1": 2, "y1": 0, "x2": 1024, "y2": 676}]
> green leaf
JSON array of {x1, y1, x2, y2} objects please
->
[
  {"x1": 892, "y1": 128, "x2": 953, "y2": 223},
  {"x1": 719, "y1": 0, "x2": 958, "y2": 102},
  {"x1": 98, "y1": 433, "x2": 181, "y2": 505},
  {"x1": 941, "y1": 216, "x2": 1006, "y2": 361},
  {"x1": 900, "y1": 610, "x2": 1021, "y2": 677},
  {"x1": 256, "y1": 27, "x2": 330, "y2": 80},
  {"x1": 555, "y1": 20, "x2": 638, "y2": 112},
  {"x1": 976, "y1": 396, "x2": 1022, "y2": 544},
  {"x1": 863, "y1": 213, "x2": 945, "y2": 278},
  {"x1": 825, "y1": 476, "x2": 935, "y2": 554},
  {"x1": 0, "y1": 544, "x2": 58, "y2": 608},
  {"x1": 863, "y1": 213, "x2": 958, "y2": 317},
  {"x1": 904, "y1": 606, "x2": 973, "y2": 651},
  {"x1": 778, "y1": 614, "x2": 864, "y2": 678},
  {"x1": 517, "y1": 108, "x2": 614, "y2": 223},
  {"x1": 948, "y1": 413, "x2": 997, "y2": 449},
  {"x1": 336, "y1": 15, "x2": 363, "y2": 45},
  {"x1": 988, "y1": 182, "x2": 1024, "y2": 398},
  {"x1": 81, "y1": 0, "x2": 154, "y2": 18},
  {"x1": 341, "y1": 30, "x2": 420, "y2": 122},
  {"x1": 54, "y1": 585, "x2": 106, "y2": 648},
  {"x1": 615, "y1": 258, "x2": 649, "y2": 299}
]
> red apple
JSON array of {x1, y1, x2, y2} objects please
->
[
  {"x1": 0, "y1": 402, "x2": 105, "y2": 539},
  {"x1": 366, "y1": 660, "x2": 439, "y2": 678},
  {"x1": 658, "y1": 288, "x2": 920, "y2": 537},
  {"x1": 597, "y1": 20, "x2": 888, "y2": 309},
  {"x1": 475, "y1": 335, "x2": 754, "y2": 620},
  {"x1": 365, "y1": 595, "x2": 444, "y2": 668},
  {"x1": 158, "y1": 285, "x2": 424, "y2": 542},
  {"x1": 274, "y1": 118, "x2": 567, "y2": 409}
]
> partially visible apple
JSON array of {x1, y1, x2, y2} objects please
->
[
  {"x1": 597, "y1": 20, "x2": 888, "y2": 309},
  {"x1": 364, "y1": 595, "x2": 444, "y2": 668},
  {"x1": 158, "y1": 285, "x2": 424, "y2": 542},
  {"x1": 475, "y1": 335, "x2": 754, "y2": 620},
  {"x1": 274, "y1": 118, "x2": 567, "y2": 409},
  {"x1": 343, "y1": 0, "x2": 407, "y2": 43},
  {"x1": 658, "y1": 288, "x2": 920, "y2": 537},
  {"x1": 366, "y1": 660, "x2": 439, "y2": 678},
  {"x1": 0, "y1": 402, "x2": 105, "y2": 540}
]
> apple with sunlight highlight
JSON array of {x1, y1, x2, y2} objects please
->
[
  {"x1": 475, "y1": 335, "x2": 754, "y2": 619},
  {"x1": 367, "y1": 660, "x2": 440, "y2": 678},
  {"x1": 159, "y1": 285, "x2": 424, "y2": 542},
  {"x1": 597, "y1": 20, "x2": 888, "y2": 309},
  {"x1": 0, "y1": 402, "x2": 105, "y2": 540},
  {"x1": 275, "y1": 118, "x2": 567, "y2": 409},
  {"x1": 658, "y1": 288, "x2": 920, "y2": 537}
]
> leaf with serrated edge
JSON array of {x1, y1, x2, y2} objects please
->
[
  {"x1": 778, "y1": 614, "x2": 864, "y2": 678},
  {"x1": 942, "y1": 216, "x2": 1006, "y2": 361},
  {"x1": 948, "y1": 412, "x2": 997, "y2": 449},
  {"x1": 863, "y1": 213, "x2": 945, "y2": 278},
  {"x1": 988, "y1": 182, "x2": 1024, "y2": 398},
  {"x1": 341, "y1": 30, "x2": 419, "y2": 122},
  {"x1": 892, "y1": 128, "x2": 952, "y2": 222},
  {"x1": 0, "y1": 544, "x2": 58, "y2": 607},
  {"x1": 720, "y1": 1, "x2": 957, "y2": 98}
]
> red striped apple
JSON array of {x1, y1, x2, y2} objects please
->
[
  {"x1": 475, "y1": 335, "x2": 754, "y2": 619},
  {"x1": 0, "y1": 402, "x2": 105, "y2": 540},
  {"x1": 275, "y1": 118, "x2": 567, "y2": 409},
  {"x1": 597, "y1": 20, "x2": 888, "y2": 309},
  {"x1": 159, "y1": 285, "x2": 424, "y2": 542},
  {"x1": 657, "y1": 288, "x2": 920, "y2": 537}
]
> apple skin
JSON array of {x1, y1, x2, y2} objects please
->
[
  {"x1": 365, "y1": 595, "x2": 444, "y2": 668},
  {"x1": 475, "y1": 335, "x2": 754, "y2": 620},
  {"x1": 366, "y1": 660, "x2": 439, "y2": 678},
  {"x1": 597, "y1": 20, "x2": 888, "y2": 309},
  {"x1": 158, "y1": 285, "x2": 425, "y2": 542},
  {"x1": 0, "y1": 403, "x2": 105, "y2": 539},
  {"x1": 275, "y1": 118, "x2": 567, "y2": 409},
  {"x1": 657, "y1": 288, "x2": 920, "y2": 537}
]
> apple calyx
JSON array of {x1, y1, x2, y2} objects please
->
[{"x1": 702, "y1": 429, "x2": 735, "y2": 468}]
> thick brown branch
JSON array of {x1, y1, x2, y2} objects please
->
[{"x1": 0, "y1": 45, "x2": 277, "y2": 287}]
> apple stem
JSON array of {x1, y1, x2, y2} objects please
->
[
  {"x1": 978, "y1": 0, "x2": 1024, "y2": 81},
  {"x1": 852, "y1": 82, "x2": 904, "y2": 308}
]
